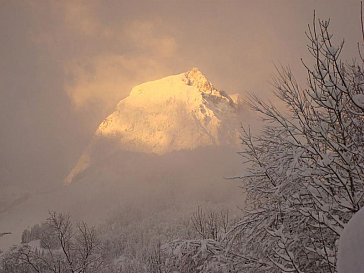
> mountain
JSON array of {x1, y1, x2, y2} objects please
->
[
  {"x1": 0, "y1": 68, "x2": 246, "y2": 250},
  {"x1": 65, "y1": 68, "x2": 244, "y2": 184}
]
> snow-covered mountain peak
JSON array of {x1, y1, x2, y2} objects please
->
[
  {"x1": 65, "y1": 69, "x2": 244, "y2": 184},
  {"x1": 96, "y1": 69, "x2": 242, "y2": 151},
  {"x1": 184, "y1": 67, "x2": 214, "y2": 93}
]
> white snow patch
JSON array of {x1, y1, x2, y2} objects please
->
[
  {"x1": 352, "y1": 94, "x2": 364, "y2": 108},
  {"x1": 338, "y1": 207, "x2": 364, "y2": 273}
]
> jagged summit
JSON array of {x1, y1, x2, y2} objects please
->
[
  {"x1": 185, "y1": 67, "x2": 214, "y2": 93},
  {"x1": 96, "y1": 68, "x2": 241, "y2": 152},
  {"x1": 65, "y1": 68, "x2": 243, "y2": 184}
]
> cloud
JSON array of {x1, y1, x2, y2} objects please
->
[
  {"x1": 64, "y1": 53, "x2": 173, "y2": 111},
  {"x1": 64, "y1": 17, "x2": 178, "y2": 111},
  {"x1": 25, "y1": 1, "x2": 178, "y2": 112},
  {"x1": 61, "y1": 1, "x2": 100, "y2": 36},
  {"x1": 123, "y1": 20, "x2": 177, "y2": 58}
]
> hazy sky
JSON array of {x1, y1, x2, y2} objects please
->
[{"x1": 0, "y1": 0, "x2": 361, "y2": 192}]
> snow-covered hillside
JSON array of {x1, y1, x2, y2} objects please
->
[{"x1": 65, "y1": 68, "x2": 244, "y2": 184}]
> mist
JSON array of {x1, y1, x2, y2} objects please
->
[
  {"x1": 1, "y1": 1, "x2": 363, "y2": 271},
  {"x1": 1, "y1": 0, "x2": 360, "y2": 191}
]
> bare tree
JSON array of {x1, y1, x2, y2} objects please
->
[
  {"x1": 191, "y1": 207, "x2": 230, "y2": 241},
  {"x1": 227, "y1": 12, "x2": 364, "y2": 273},
  {"x1": 1, "y1": 212, "x2": 103, "y2": 273},
  {"x1": 160, "y1": 207, "x2": 233, "y2": 273}
]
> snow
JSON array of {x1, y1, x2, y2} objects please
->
[
  {"x1": 352, "y1": 94, "x2": 364, "y2": 108},
  {"x1": 27, "y1": 239, "x2": 41, "y2": 250},
  {"x1": 337, "y1": 207, "x2": 364, "y2": 273},
  {"x1": 96, "y1": 67, "x2": 241, "y2": 154},
  {"x1": 66, "y1": 68, "x2": 243, "y2": 184}
]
